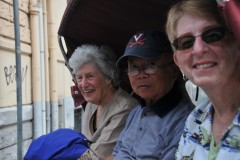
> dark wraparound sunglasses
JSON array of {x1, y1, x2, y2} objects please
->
[{"x1": 173, "y1": 27, "x2": 226, "y2": 50}]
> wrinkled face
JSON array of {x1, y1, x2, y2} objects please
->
[
  {"x1": 127, "y1": 57, "x2": 176, "y2": 104},
  {"x1": 173, "y1": 14, "x2": 240, "y2": 89},
  {"x1": 76, "y1": 63, "x2": 110, "y2": 105}
]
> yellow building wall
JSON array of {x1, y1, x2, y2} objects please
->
[
  {"x1": 0, "y1": 49, "x2": 32, "y2": 107},
  {"x1": 0, "y1": 0, "x2": 31, "y2": 107},
  {"x1": 54, "y1": 0, "x2": 74, "y2": 97},
  {"x1": 0, "y1": 0, "x2": 77, "y2": 158},
  {"x1": 0, "y1": 0, "x2": 73, "y2": 107}
]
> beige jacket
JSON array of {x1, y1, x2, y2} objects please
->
[{"x1": 81, "y1": 88, "x2": 137, "y2": 160}]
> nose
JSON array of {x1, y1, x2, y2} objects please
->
[
  {"x1": 192, "y1": 36, "x2": 209, "y2": 56},
  {"x1": 137, "y1": 69, "x2": 148, "y2": 79},
  {"x1": 79, "y1": 77, "x2": 88, "y2": 88}
]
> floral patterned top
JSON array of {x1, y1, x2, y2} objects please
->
[{"x1": 176, "y1": 100, "x2": 240, "y2": 160}]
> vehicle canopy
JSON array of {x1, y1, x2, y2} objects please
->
[{"x1": 57, "y1": 0, "x2": 240, "y2": 107}]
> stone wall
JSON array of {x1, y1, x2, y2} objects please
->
[
  {"x1": 0, "y1": 105, "x2": 33, "y2": 159},
  {"x1": 0, "y1": 1, "x2": 32, "y2": 159},
  {"x1": 0, "y1": 0, "x2": 31, "y2": 108},
  {"x1": 0, "y1": 0, "x2": 75, "y2": 159}
]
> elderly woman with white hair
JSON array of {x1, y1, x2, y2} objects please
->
[{"x1": 69, "y1": 44, "x2": 137, "y2": 160}]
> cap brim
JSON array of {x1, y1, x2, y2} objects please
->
[{"x1": 116, "y1": 48, "x2": 163, "y2": 67}]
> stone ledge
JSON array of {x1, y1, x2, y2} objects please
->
[
  {"x1": 0, "y1": 121, "x2": 32, "y2": 148},
  {"x1": 0, "y1": 18, "x2": 31, "y2": 43},
  {"x1": 0, "y1": 1, "x2": 29, "y2": 27},
  {"x1": 0, "y1": 36, "x2": 31, "y2": 55},
  {"x1": 2, "y1": 0, "x2": 29, "y2": 13},
  {"x1": 0, "y1": 139, "x2": 32, "y2": 160},
  {"x1": 0, "y1": 105, "x2": 33, "y2": 127}
]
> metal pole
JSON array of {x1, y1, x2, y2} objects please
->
[
  {"x1": 39, "y1": 2, "x2": 46, "y2": 135},
  {"x1": 13, "y1": 0, "x2": 23, "y2": 159}
]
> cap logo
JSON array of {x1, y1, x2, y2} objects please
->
[{"x1": 129, "y1": 33, "x2": 147, "y2": 47}]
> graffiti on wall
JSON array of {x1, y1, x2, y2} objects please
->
[{"x1": 4, "y1": 65, "x2": 28, "y2": 86}]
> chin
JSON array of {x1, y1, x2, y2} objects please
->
[
  {"x1": 193, "y1": 77, "x2": 217, "y2": 88},
  {"x1": 84, "y1": 97, "x2": 93, "y2": 103},
  {"x1": 141, "y1": 95, "x2": 153, "y2": 101}
]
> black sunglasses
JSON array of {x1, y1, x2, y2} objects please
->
[{"x1": 173, "y1": 27, "x2": 226, "y2": 50}]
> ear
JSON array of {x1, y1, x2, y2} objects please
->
[
  {"x1": 173, "y1": 53, "x2": 180, "y2": 68},
  {"x1": 173, "y1": 53, "x2": 184, "y2": 75},
  {"x1": 171, "y1": 65, "x2": 180, "y2": 81}
]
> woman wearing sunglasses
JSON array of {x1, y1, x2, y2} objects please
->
[{"x1": 166, "y1": 0, "x2": 240, "y2": 159}]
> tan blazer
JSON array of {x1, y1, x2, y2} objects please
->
[{"x1": 81, "y1": 87, "x2": 137, "y2": 160}]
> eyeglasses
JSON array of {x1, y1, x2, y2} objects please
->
[
  {"x1": 126, "y1": 61, "x2": 173, "y2": 76},
  {"x1": 173, "y1": 27, "x2": 226, "y2": 50}
]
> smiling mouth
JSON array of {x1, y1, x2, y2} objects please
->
[
  {"x1": 82, "y1": 89, "x2": 94, "y2": 93},
  {"x1": 138, "y1": 85, "x2": 150, "y2": 89},
  {"x1": 194, "y1": 63, "x2": 216, "y2": 69}
]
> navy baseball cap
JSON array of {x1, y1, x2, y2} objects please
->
[{"x1": 116, "y1": 30, "x2": 173, "y2": 66}]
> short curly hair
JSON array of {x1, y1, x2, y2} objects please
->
[{"x1": 69, "y1": 44, "x2": 120, "y2": 88}]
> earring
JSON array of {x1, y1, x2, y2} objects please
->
[{"x1": 183, "y1": 74, "x2": 188, "y2": 81}]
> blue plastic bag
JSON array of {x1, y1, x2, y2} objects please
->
[{"x1": 24, "y1": 128, "x2": 90, "y2": 160}]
